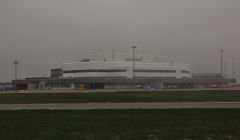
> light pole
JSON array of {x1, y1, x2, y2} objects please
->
[
  {"x1": 13, "y1": 60, "x2": 19, "y2": 80},
  {"x1": 112, "y1": 49, "x2": 115, "y2": 62},
  {"x1": 220, "y1": 49, "x2": 224, "y2": 77},
  {"x1": 232, "y1": 57, "x2": 236, "y2": 87},
  {"x1": 232, "y1": 57, "x2": 235, "y2": 80},
  {"x1": 132, "y1": 46, "x2": 137, "y2": 79}
]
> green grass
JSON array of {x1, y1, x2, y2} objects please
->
[
  {"x1": 0, "y1": 109, "x2": 240, "y2": 140},
  {"x1": 1, "y1": 90, "x2": 240, "y2": 103}
]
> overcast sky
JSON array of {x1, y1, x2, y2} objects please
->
[{"x1": 1, "y1": 0, "x2": 240, "y2": 82}]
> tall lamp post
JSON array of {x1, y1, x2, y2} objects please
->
[
  {"x1": 232, "y1": 57, "x2": 235, "y2": 87},
  {"x1": 13, "y1": 60, "x2": 19, "y2": 80},
  {"x1": 220, "y1": 49, "x2": 224, "y2": 77},
  {"x1": 232, "y1": 57, "x2": 235, "y2": 79},
  {"x1": 132, "y1": 46, "x2": 137, "y2": 79}
]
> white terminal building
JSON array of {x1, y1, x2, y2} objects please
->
[
  {"x1": 59, "y1": 53, "x2": 192, "y2": 89},
  {"x1": 62, "y1": 61, "x2": 191, "y2": 79},
  {"x1": 62, "y1": 53, "x2": 191, "y2": 79},
  {"x1": 12, "y1": 52, "x2": 235, "y2": 90}
]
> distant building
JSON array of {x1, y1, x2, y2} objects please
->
[
  {"x1": 51, "y1": 68, "x2": 63, "y2": 78},
  {"x1": 192, "y1": 73, "x2": 224, "y2": 79},
  {"x1": 62, "y1": 61, "x2": 191, "y2": 79},
  {"x1": 0, "y1": 83, "x2": 14, "y2": 91},
  {"x1": 11, "y1": 55, "x2": 236, "y2": 90},
  {"x1": 192, "y1": 73, "x2": 230, "y2": 88}
]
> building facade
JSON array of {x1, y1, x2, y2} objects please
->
[
  {"x1": 62, "y1": 61, "x2": 191, "y2": 79},
  {"x1": 12, "y1": 60, "x2": 236, "y2": 90}
]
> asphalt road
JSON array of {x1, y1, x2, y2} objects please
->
[{"x1": 1, "y1": 102, "x2": 240, "y2": 110}]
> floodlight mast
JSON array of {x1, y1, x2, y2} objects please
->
[
  {"x1": 232, "y1": 57, "x2": 236, "y2": 87},
  {"x1": 13, "y1": 60, "x2": 19, "y2": 80},
  {"x1": 232, "y1": 57, "x2": 235, "y2": 79},
  {"x1": 220, "y1": 49, "x2": 224, "y2": 77},
  {"x1": 132, "y1": 46, "x2": 137, "y2": 79}
]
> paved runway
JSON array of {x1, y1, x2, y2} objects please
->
[
  {"x1": 2, "y1": 88, "x2": 240, "y2": 94},
  {"x1": 1, "y1": 102, "x2": 240, "y2": 110}
]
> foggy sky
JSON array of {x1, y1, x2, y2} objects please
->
[{"x1": 1, "y1": 0, "x2": 240, "y2": 82}]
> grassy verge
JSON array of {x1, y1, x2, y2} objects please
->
[
  {"x1": 0, "y1": 90, "x2": 240, "y2": 103},
  {"x1": 0, "y1": 109, "x2": 240, "y2": 140}
]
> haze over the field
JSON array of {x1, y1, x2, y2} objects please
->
[{"x1": 0, "y1": 0, "x2": 240, "y2": 82}]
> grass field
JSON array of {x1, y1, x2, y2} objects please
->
[
  {"x1": 0, "y1": 109, "x2": 240, "y2": 140},
  {"x1": 0, "y1": 90, "x2": 240, "y2": 103}
]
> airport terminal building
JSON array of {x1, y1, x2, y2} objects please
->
[
  {"x1": 13, "y1": 63, "x2": 235, "y2": 90},
  {"x1": 62, "y1": 61, "x2": 191, "y2": 79},
  {"x1": 12, "y1": 54, "x2": 235, "y2": 90}
]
